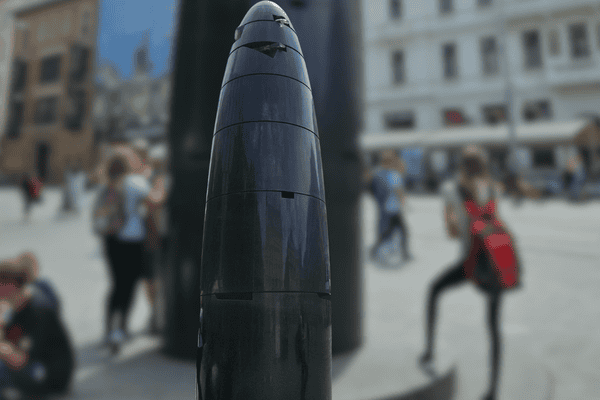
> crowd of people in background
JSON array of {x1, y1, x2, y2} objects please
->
[
  {"x1": 0, "y1": 136, "x2": 173, "y2": 397},
  {"x1": 3, "y1": 137, "x2": 593, "y2": 397}
]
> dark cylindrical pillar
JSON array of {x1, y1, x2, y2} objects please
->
[
  {"x1": 160, "y1": 0, "x2": 249, "y2": 359},
  {"x1": 197, "y1": 2, "x2": 331, "y2": 399},
  {"x1": 266, "y1": 0, "x2": 364, "y2": 355},
  {"x1": 163, "y1": 0, "x2": 363, "y2": 361}
]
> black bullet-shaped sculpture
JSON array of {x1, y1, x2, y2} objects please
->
[{"x1": 197, "y1": 2, "x2": 332, "y2": 399}]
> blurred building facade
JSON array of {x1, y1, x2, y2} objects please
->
[
  {"x1": 0, "y1": 0, "x2": 98, "y2": 183},
  {"x1": 362, "y1": 0, "x2": 600, "y2": 192},
  {"x1": 92, "y1": 37, "x2": 171, "y2": 151}
]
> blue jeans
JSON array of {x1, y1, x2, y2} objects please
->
[{"x1": 570, "y1": 173, "x2": 586, "y2": 199}]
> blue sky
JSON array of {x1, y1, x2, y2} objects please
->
[{"x1": 96, "y1": 0, "x2": 179, "y2": 80}]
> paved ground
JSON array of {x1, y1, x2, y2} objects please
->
[{"x1": 0, "y1": 187, "x2": 598, "y2": 399}]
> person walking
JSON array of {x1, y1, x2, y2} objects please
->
[
  {"x1": 71, "y1": 160, "x2": 86, "y2": 214},
  {"x1": 420, "y1": 145, "x2": 523, "y2": 400},
  {"x1": 61, "y1": 160, "x2": 75, "y2": 215},
  {"x1": 20, "y1": 172, "x2": 43, "y2": 222},
  {"x1": 369, "y1": 149, "x2": 412, "y2": 263},
  {"x1": 101, "y1": 154, "x2": 152, "y2": 352},
  {"x1": 569, "y1": 153, "x2": 586, "y2": 202}
]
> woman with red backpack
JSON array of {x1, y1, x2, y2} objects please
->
[{"x1": 419, "y1": 145, "x2": 523, "y2": 400}]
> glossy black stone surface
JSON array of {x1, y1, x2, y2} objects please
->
[
  {"x1": 197, "y1": 293, "x2": 331, "y2": 400},
  {"x1": 214, "y1": 74, "x2": 317, "y2": 135},
  {"x1": 222, "y1": 45, "x2": 310, "y2": 89},
  {"x1": 207, "y1": 122, "x2": 324, "y2": 200},
  {"x1": 231, "y1": 20, "x2": 301, "y2": 55},
  {"x1": 238, "y1": 1, "x2": 295, "y2": 32},
  {"x1": 199, "y1": 1, "x2": 331, "y2": 397},
  {"x1": 201, "y1": 191, "x2": 330, "y2": 294}
]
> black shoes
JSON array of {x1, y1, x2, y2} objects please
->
[{"x1": 418, "y1": 352, "x2": 435, "y2": 378}]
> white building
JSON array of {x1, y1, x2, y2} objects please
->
[{"x1": 361, "y1": 0, "x2": 600, "y2": 190}]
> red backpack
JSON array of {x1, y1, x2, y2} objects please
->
[{"x1": 461, "y1": 186, "x2": 521, "y2": 292}]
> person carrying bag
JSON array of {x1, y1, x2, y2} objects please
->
[{"x1": 420, "y1": 145, "x2": 524, "y2": 400}]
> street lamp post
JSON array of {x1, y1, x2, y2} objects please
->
[{"x1": 500, "y1": 1, "x2": 518, "y2": 175}]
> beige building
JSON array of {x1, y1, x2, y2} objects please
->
[{"x1": 1, "y1": 0, "x2": 99, "y2": 183}]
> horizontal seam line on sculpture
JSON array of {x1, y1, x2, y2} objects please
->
[
  {"x1": 238, "y1": 19, "x2": 297, "y2": 34},
  {"x1": 206, "y1": 189, "x2": 325, "y2": 204},
  {"x1": 221, "y1": 71, "x2": 311, "y2": 92},
  {"x1": 214, "y1": 120, "x2": 318, "y2": 139}
]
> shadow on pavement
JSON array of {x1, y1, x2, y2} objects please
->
[
  {"x1": 48, "y1": 338, "x2": 454, "y2": 400},
  {"x1": 375, "y1": 368, "x2": 456, "y2": 400},
  {"x1": 52, "y1": 336, "x2": 195, "y2": 400}
]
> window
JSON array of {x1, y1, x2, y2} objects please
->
[
  {"x1": 533, "y1": 148, "x2": 555, "y2": 168},
  {"x1": 569, "y1": 23, "x2": 590, "y2": 59},
  {"x1": 69, "y1": 45, "x2": 90, "y2": 83},
  {"x1": 65, "y1": 90, "x2": 86, "y2": 131},
  {"x1": 6, "y1": 102, "x2": 24, "y2": 140},
  {"x1": 480, "y1": 36, "x2": 498, "y2": 75},
  {"x1": 523, "y1": 30, "x2": 542, "y2": 69},
  {"x1": 482, "y1": 105, "x2": 507, "y2": 124},
  {"x1": 522, "y1": 100, "x2": 551, "y2": 121},
  {"x1": 384, "y1": 111, "x2": 415, "y2": 130},
  {"x1": 443, "y1": 109, "x2": 467, "y2": 126},
  {"x1": 392, "y1": 51, "x2": 405, "y2": 84},
  {"x1": 440, "y1": 0, "x2": 452, "y2": 14},
  {"x1": 40, "y1": 55, "x2": 62, "y2": 83},
  {"x1": 478, "y1": 0, "x2": 492, "y2": 7},
  {"x1": 549, "y1": 30, "x2": 560, "y2": 56},
  {"x1": 390, "y1": 0, "x2": 401, "y2": 20},
  {"x1": 11, "y1": 60, "x2": 27, "y2": 93},
  {"x1": 34, "y1": 96, "x2": 58, "y2": 124},
  {"x1": 442, "y1": 43, "x2": 457, "y2": 79}
]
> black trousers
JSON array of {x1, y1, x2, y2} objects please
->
[
  {"x1": 376, "y1": 213, "x2": 410, "y2": 256},
  {"x1": 424, "y1": 258, "x2": 503, "y2": 396},
  {"x1": 104, "y1": 235, "x2": 145, "y2": 334}
]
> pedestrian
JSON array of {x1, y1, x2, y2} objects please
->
[
  {"x1": 368, "y1": 149, "x2": 412, "y2": 263},
  {"x1": 20, "y1": 172, "x2": 43, "y2": 222},
  {"x1": 99, "y1": 153, "x2": 152, "y2": 352},
  {"x1": 62, "y1": 160, "x2": 73, "y2": 212},
  {"x1": 143, "y1": 145, "x2": 171, "y2": 334},
  {"x1": 70, "y1": 160, "x2": 82, "y2": 213},
  {"x1": 61, "y1": 160, "x2": 76, "y2": 215},
  {"x1": 0, "y1": 252, "x2": 74, "y2": 399},
  {"x1": 420, "y1": 145, "x2": 524, "y2": 400},
  {"x1": 132, "y1": 138, "x2": 152, "y2": 179},
  {"x1": 569, "y1": 153, "x2": 586, "y2": 202}
]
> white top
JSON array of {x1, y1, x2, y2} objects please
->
[
  {"x1": 440, "y1": 179, "x2": 471, "y2": 259},
  {"x1": 117, "y1": 174, "x2": 151, "y2": 242}
]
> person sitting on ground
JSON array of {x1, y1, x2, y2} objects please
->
[{"x1": 0, "y1": 252, "x2": 74, "y2": 399}]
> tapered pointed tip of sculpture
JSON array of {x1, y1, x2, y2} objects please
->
[{"x1": 239, "y1": 1, "x2": 295, "y2": 31}]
